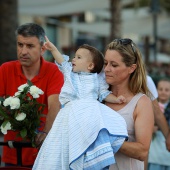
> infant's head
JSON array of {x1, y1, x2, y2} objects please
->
[{"x1": 72, "y1": 44, "x2": 104, "y2": 74}]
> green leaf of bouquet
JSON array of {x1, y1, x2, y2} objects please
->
[
  {"x1": 20, "y1": 129, "x2": 27, "y2": 138},
  {"x1": 2, "y1": 120, "x2": 9, "y2": 127},
  {"x1": 0, "y1": 116, "x2": 4, "y2": 120},
  {"x1": 27, "y1": 80, "x2": 33, "y2": 86},
  {"x1": 0, "y1": 107, "x2": 10, "y2": 119},
  {"x1": 0, "y1": 97, "x2": 4, "y2": 102}
]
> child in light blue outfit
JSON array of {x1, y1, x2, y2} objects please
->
[
  {"x1": 33, "y1": 37, "x2": 128, "y2": 170},
  {"x1": 148, "y1": 78, "x2": 170, "y2": 170}
]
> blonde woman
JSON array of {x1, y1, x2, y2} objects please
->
[{"x1": 104, "y1": 39, "x2": 154, "y2": 170}]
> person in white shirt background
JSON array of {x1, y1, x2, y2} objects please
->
[
  {"x1": 147, "y1": 75, "x2": 170, "y2": 144},
  {"x1": 148, "y1": 78, "x2": 170, "y2": 170},
  {"x1": 145, "y1": 76, "x2": 170, "y2": 170}
]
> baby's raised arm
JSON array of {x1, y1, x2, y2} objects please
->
[{"x1": 44, "y1": 36, "x2": 64, "y2": 64}]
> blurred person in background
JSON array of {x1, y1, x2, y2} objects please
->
[
  {"x1": 148, "y1": 78, "x2": 170, "y2": 170},
  {"x1": 147, "y1": 75, "x2": 170, "y2": 140},
  {"x1": 144, "y1": 75, "x2": 170, "y2": 169}
]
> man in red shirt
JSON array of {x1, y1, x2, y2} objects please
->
[{"x1": 0, "y1": 23, "x2": 64, "y2": 166}]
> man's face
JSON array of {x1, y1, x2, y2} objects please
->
[{"x1": 17, "y1": 35, "x2": 44, "y2": 67}]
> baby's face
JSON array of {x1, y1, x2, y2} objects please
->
[{"x1": 72, "y1": 48, "x2": 94, "y2": 73}]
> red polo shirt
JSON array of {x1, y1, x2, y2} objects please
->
[{"x1": 0, "y1": 57, "x2": 64, "y2": 165}]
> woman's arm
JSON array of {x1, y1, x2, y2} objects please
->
[
  {"x1": 119, "y1": 95, "x2": 154, "y2": 161},
  {"x1": 166, "y1": 131, "x2": 170, "y2": 151},
  {"x1": 44, "y1": 36, "x2": 64, "y2": 64}
]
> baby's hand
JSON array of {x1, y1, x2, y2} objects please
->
[
  {"x1": 153, "y1": 125, "x2": 158, "y2": 133},
  {"x1": 116, "y1": 95, "x2": 126, "y2": 104},
  {"x1": 44, "y1": 36, "x2": 64, "y2": 64},
  {"x1": 44, "y1": 36, "x2": 57, "y2": 52}
]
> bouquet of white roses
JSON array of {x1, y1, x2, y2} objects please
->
[{"x1": 0, "y1": 80, "x2": 45, "y2": 146}]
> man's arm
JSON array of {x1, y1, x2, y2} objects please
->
[{"x1": 35, "y1": 94, "x2": 61, "y2": 147}]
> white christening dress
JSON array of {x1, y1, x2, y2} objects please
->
[{"x1": 33, "y1": 55, "x2": 128, "y2": 170}]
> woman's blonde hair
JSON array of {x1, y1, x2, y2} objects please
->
[{"x1": 105, "y1": 39, "x2": 152, "y2": 98}]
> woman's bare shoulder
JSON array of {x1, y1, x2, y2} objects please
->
[
  {"x1": 138, "y1": 94, "x2": 152, "y2": 104},
  {"x1": 136, "y1": 94, "x2": 153, "y2": 113}
]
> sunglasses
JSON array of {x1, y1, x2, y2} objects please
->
[{"x1": 113, "y1": 38, "x2": 137, "y2": 60}]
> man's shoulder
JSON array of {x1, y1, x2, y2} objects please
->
[
  {"x1": 1, "y1": 60, "x2": 19, "y2": 69},
  {"x1": 40, "y1": 59, "x2": 63, "y2": 81},
  {"x1": 42, "y1": 59, "x2": 60, "y2": 71},
  {"x1": 44, "y1": 60, "x2": 56, "y2": 66}
]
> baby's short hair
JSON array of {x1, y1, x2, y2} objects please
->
[{"x1": 78, "y1": 44, "x2": 104, "y2": 74}]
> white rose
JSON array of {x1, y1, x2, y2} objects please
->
[
  {"x1": 14, "y1": 91, "x2": 21, "y2": 97},
  {"x1": 3, "y1": 97, "x2": 13, "y2": 107},
  {"x1": 0, "y1": 122, "x2": 12, "y2": 135},
  {"x1": 29, "y1": 86, "x2": 44, "y2": 98},
  {"x1": 16, "y1": 112, "x2": 26, "y2": 121},
  {"x1": 18, "y1": 83, "x2": 29, "y2": 92},
  {"x1": 10, "y1": 97, "x2": 20, "y2": 109}
]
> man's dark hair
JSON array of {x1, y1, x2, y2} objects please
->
[{"x1": 16, "y1": 23, "x2": 45, "y2": 46}]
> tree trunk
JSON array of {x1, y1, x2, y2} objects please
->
[
  {"x1": 110, "y1": 0, "x2": 122, "y2": 42},
  {"x1": 0, "y1": 0, "x2": 18, "y2": 65}
]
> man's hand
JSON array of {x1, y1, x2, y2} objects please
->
[{"x1": 35, "y1": 132, "x2": 47, "y2": 149}]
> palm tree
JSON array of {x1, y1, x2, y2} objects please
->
[
  {"x1": 109, "y1": 0, "x2": 122, "y2": 42},
  {"x1": 0, "y1": 0, "x2": 18, "y2": 65}
]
